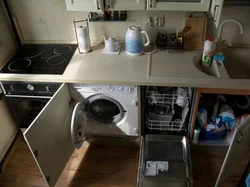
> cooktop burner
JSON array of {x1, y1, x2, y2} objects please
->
[
  {"x1": 1, "y1": 44, "x2": 77, "y2": 75},
  {"x1": 54, "y1": 45, "x2": 72, "y2": 54},
  {"x1": 8, "y1": 59, "x2": 31, "y2": 72}
]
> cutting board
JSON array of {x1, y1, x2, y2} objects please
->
[{"x1": 185, "y1": 12, "x2": 207, "y2": 49}]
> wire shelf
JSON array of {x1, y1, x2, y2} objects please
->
[
  {"x1": 147, "y1": 88, "x2": 192, "y2": 106},
  {"x1": 146, "y1": 87, "x2": 193, "y2": 132},
  {"x1": 147, "y1": 113, "x2": 185, "y2": 132}
]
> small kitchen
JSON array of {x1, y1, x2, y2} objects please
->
[{"x1": 0, "y1": 0, "x2": 250, "y2": 187}]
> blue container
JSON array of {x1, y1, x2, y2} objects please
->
[{"x1": 201, "y1": 128, "x2": 228, "y2": 140}]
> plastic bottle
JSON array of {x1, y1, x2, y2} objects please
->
[
  {"x1": 197, "y1": 108, "x2": 207, "y2": 127},
  {"x1": 202, "y1": 36, "x2": 214, "y2": 68},
  {"x1": 193, "y1": 127, "x2": 201, "y2": 144}
]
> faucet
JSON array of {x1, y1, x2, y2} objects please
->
[{"x1": 216, "y1": 18, "x2": 244, "y2": 51}]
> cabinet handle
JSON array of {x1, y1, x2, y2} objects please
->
[
  {"x1": 213, "y1": 5, "x2": 219, "y2": 22},
  {"x1": 149, "y1": 0, "x2": 154, "y2": 8},
  {"x1": 96, "y1": 0, "x2": 100, "y2": 10},
  {"x1": 106, "y1": 0, "x2": 112, "y2": 9}
]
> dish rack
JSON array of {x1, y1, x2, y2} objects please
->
[{"x1": 146, "y1": 88, "x2": 193, "y2": 132}]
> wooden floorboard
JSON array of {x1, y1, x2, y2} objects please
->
[
  {"x1": 0, "y1": 138, "x2": 248, "y2": 187},
  {"x1": 0, "y1": 137, "x2": 139, "y2": 187}
]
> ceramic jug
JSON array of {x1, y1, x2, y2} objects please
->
[
  {"x1": 125, "y1": 26, "x2": 150, "y2": 56},
  {"x1": 103, "y1": 36, "x2": 120, "y2": 52}
]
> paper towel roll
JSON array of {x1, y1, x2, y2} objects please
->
[{"x1": 76, "y1": 26, "x2": 91, "y2": 53}]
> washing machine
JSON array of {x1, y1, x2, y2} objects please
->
[{"x1": 70, "y1": 83, "x2": 139, "y2": 139}]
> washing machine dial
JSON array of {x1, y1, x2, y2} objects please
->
[
  {"x1": 132, "y1": 100, "x2": 138, "y2": 106},
  {"x1": 92, "y1": 87, "x2": 100, "y2": 91},
  {"x1": 118, "y1": 86, "x2": 124, "y2": 92},
  {"x1": 108, "y1": 86, "x2": 115, "y2": 92},
  {"x1": 127, "y1": 87, "x2": 135, "y2": 93},
  {"x1": 133, "y1": 128, "x2": 138, "y2": 134}
]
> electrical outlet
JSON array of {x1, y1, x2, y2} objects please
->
[
  {"x1": 155, "y1": 15, "x2": 164, "y2": 27},
  {"x1": 144, "y1": 15, "x2": 164, "y2": 27}
]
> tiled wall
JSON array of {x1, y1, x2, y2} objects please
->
[
  {"x1": 7, "y1": 0, "x2": 250, "y2": 45},
  {"x1": 0, "y1": 1, "x2": 16, "y2": 67},
  {"x1": 8, "y1": 0, "x2": 185, "y2": 43}
]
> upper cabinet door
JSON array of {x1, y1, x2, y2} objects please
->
[
  {"x1": 23, "y1": 84, "x2": 75, "y2": 187},
  {"x1": 147, "y1": 0, "x2": 211, "y2": 11},
  {"x1": 105, "y1": 0, "x2": 146, "y2": 11},
  {"x1": 215, "y1": 116, "x2": 250, "y2": 187},
  {"x1": 65, "y1": 0, "x2": 104, "y2": 12},
  {"x1": 210, "y1": 0, "x2": 224, "y2": 28}
]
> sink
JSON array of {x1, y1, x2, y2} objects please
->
[
  {"x1": 193, "y1": 53, "x2": 220, "y2": 78},
  {"x1": 223, "y1": 48, "x2": 250, "y2": 79}
]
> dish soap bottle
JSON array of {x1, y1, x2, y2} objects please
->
[{"x1": 202, "y1": 36, "x2": 214, "y2": 68}]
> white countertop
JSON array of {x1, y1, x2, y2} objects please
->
[{"x1": 1, "y1": 44, "x2": 250, "y2": 90}]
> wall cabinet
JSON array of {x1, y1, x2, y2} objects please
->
[
  {"x1": 147, "y1": 0, "x2": 211, "y2": 11},
  {"x1": 105, "y1": 0, "x2": 145, "y2": 11},
  {"x1": 210, "y1": 0, "x2": 224, "y2": 27},
  {"x1": 65, "y1": 0, "x2": 104, "y2": 12},
  {"x1": 66, "y1": 0, "x2": 145, "y2": 11}
]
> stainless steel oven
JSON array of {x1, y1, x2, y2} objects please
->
[{"x1": 1, "y1": 82, "x2": 61, "y2": 132}]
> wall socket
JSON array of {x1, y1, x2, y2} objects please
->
[{"x1": 145, "y1": 15, "x2": 164, "y2": 27}]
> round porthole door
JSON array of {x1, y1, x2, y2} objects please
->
[
  {"x1": 70, "y1": 102, "x2": 87, "y2": 149},
  {"x1": 84, "y1": 95, "x2": 125, "y2": 124}
]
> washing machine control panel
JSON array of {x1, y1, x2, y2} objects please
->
[{"x1": 73, "y1": 84, "x2": 137, "y2": 94}]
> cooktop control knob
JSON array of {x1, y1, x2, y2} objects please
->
[
  {"x1": 27, "y1": 84, "x2": 34, "y2": 91},
  {"x1": 10, "y1": 85, "x2": 14, "y2": 91},
  {"x1": 118, "y1": 86, "x2": 124, "y2": 92},
  {"x1": 45, "y1": 86, "x2": 51, "y2": 92},
  {"x1": 108, "y1": 86, "x2": 115, "y2": 92},
  {"x1": 127, "y1": 87, "x2": 134, "y2": 93}
]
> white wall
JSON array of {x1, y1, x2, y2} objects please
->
[
  {"x1": 213, "y1": 7, "x2": 250, "y2": 45},
  {"x1": 8, "y1": 0, "x2": 186, "y2": 43}
]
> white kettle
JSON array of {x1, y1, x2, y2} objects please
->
[
  {"x1": 103, "y1": 36, "x2": 120, "y2": 52},
  {"x1": 125, "y1": 26, "x2": 150, "y2": 56}
]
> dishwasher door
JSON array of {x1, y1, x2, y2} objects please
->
[{"x1": 138, "y1": 134, "x2": 193, "y2": 187}]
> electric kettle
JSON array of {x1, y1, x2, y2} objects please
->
[{"x1": 125, "y1": 26, "x2": 150, "y2": 56}]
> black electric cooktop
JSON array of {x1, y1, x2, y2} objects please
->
[{"x1": 1, "y1": 44, "x2": 77, "y2": 75}]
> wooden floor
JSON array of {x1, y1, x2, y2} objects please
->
[{"x1": 0, "y1": 138, "x2": 248, "y2": 187}]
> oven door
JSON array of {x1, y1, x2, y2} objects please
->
[{"x1": 5, "y1": 96, "x2": 50, "y2": 130}]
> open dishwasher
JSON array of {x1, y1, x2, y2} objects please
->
[{"x1": 138, "y1": 86, "x2": 196, "y2": 187}]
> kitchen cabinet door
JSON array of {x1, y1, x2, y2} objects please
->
[
  {"x1": 23, "y1": 83, "x2": 75, "y2": 187},
  {"x1": 0, "y1": 98, "x2": 18, "y2": 164},
  {"x1": 215, "y1": 116, "x2": 250, "y2": 187},
  {"x1": 147, "y1": 0, "x2": 211, "y2": 11},
  {"x1": 105, "y1": 0, "x2": 145, "y2": 11},
  {"x1": 210, "y1": 0, "x2": 224, "y2": 28},
  {"x1": 65, "y1": 0, "x2": 104, "y2": 12}
]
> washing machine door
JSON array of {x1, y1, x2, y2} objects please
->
[
  {"x1": 71, "y1": 102, "x2": 88, "y2": 149},
  {"x1": 84, "y1": 94, "x2": 125, "y2": 124}
]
